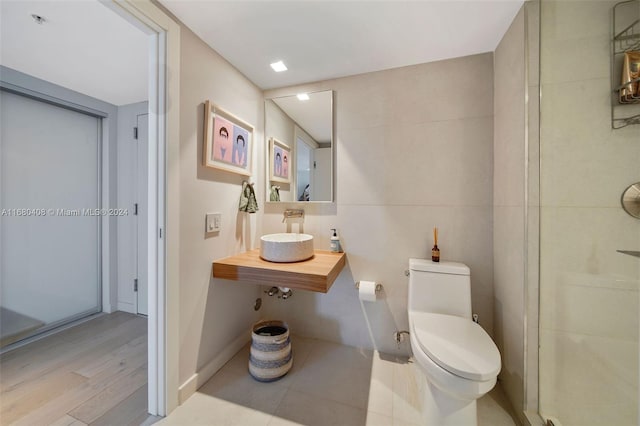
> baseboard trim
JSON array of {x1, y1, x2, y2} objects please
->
[
  {"x1": 178, "y1": 332, "x2": 250, "y2": 404},
  {"x1": 523, "y1": 411, "x2": 547, "y2": 426},
  {"x1": 117, "y1": 302, "x2": 136, "y2": 314}
]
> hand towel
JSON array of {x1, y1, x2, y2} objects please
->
[
  {"x1": 270, "y1": 185, "x2": 280, "y2": 202},
  {"x1": 239, "y1": 181, "x2": 259, "y2": 213}
]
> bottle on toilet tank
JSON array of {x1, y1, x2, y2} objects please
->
[{"x1": 432, "y1": 227, "x2": 440, "y2": 262}]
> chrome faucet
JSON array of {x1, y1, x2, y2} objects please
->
[
  {"x1": 282, "y1": 209, "x2": 304, "y2": 222},
  {"x1": 283, "y1": 209, "x2": 305, "y2": 233}
]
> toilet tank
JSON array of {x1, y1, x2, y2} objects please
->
[{"x1": 408, "y1": 258, "x2": 472, "y2": 319}]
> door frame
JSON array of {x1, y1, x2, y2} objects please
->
[{"x1": 102, "y1": 0, "x2": 180, "y2": 416}]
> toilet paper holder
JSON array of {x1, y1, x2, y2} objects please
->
[{"x1": 355, "y1": 281, "x2": 383, "y2": 293}]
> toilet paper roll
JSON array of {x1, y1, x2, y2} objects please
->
[{"x1": 358, "y1": 280, "x2": 378, "y2": 302}]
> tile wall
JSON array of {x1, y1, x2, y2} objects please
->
[{"x1": 262, "y1": 53, "x2": 495, "y2": 355}]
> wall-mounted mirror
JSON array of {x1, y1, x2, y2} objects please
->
[{"x1": 265, "y1": 90, "x2": 334, "y2": 203}]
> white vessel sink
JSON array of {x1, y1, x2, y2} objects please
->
[{"x1": 260, "y1": 233, "x2": 314, "y2": 263}]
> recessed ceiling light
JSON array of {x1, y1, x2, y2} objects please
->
[
  {"x1": 297, "y1": 93, "x2": 310, "y2": 101},
  {"x1": 270, "y1": 61, "x2": 287, "y2": 72}
]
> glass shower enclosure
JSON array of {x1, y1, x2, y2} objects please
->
[{"x1": 537, "y1": 0, "x2": 640, "y2": 424}]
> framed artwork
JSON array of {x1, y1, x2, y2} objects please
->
[
  {"x1": 269, "y1": 138, "x2": 291, "y2": 184},
  {"x1": 203, "y1": 100, "x2": 253, "y2": 176}
]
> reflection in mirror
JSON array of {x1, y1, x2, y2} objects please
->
[{"x1": 265, "y1": 90, "x2": 333, "y2": 203}]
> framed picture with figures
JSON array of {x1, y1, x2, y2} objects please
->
[
  {"x1": 203, "y1": 100, "x2": 253, "y2": 176},
  {"x1": 269, "y1": 138, "x2": 291, "y2": 184}
]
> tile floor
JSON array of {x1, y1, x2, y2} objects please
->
[{"x1": 161, "y1": 336, "x2": 519, "y2": 426}]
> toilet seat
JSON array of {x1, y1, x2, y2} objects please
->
[{"x1": 411, "y1": 312, "x2": 501, "y2": 381}]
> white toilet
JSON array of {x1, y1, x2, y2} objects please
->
[{"x1": 408, "y1": 258, "x2": 501, "y2": 426}]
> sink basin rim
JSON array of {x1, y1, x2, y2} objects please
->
[
  {"x1": 260, "y1": 233, "x2": 314, "y2": 263},
  {"x1": 261, "y1": 233, "x2": 314, "y2": 243}
]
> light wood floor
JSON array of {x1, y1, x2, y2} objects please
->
[{"x1": 0, "y1": 311, "x2": 154, "y2": 426}]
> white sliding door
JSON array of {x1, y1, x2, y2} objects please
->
[{"x1": 0, "y1": 90, "x2": 101, "y2": 345}]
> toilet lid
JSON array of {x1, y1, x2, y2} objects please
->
[{"x1": 411, "y1": 312, "x2": 501, "y2": 381}]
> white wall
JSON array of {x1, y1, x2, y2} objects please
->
[
  {"x1": 493, "y1": 5, "x2": 527, "y2": 420},
  {"x1": 176, "y1": 25, "x2": 264, "y2": 399},
  {"x1": 262, "y1": 53, "x2": 495, "y2": 355},
  {"x1": 538, "y1": 1, "x2": 640, "y2": 424}
]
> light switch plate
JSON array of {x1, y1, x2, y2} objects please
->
[{"x1": 206, "y1": 212, "x2": 221, "y2": 233}]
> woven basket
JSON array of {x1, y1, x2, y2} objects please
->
[{"x1": 248, "y1": 320, "x2": 292, "y2": 382}]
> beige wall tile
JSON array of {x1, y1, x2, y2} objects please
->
[
  {"x1": 262, "y1": 53, "x2": 496, "y2": 355},
  {"x1": 493, "y1": 4, "x2": 527, "y2": 417}
]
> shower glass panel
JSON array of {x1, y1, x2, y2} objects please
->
[
  {"x1": 538, "y1": 1, "x2": 640, "y2": 424},
  {"x1": 0, "y1": 90, "x2": 102, "y2": 347}
]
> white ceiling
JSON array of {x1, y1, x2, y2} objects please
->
[
  {"x1": 160, "y1": 0, "x2": 524, "y2": 90},
  {"x1": 0, "y1": 0, "x2": 148, "y2": 106},
  {"x1": 0, "y1": 1, "x2": 524, "y2": 105}
]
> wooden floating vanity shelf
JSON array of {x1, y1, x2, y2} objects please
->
[{"x1": 212, "y1": 249, "x2": 346, "y2": 293}]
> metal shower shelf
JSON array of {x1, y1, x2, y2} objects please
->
[
  {"x1": 614, "y1": 19, "x2": 640, "y2": 53},
  {"x1": 611, "y1": 0, "x2": 640, "y2": 128}
]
